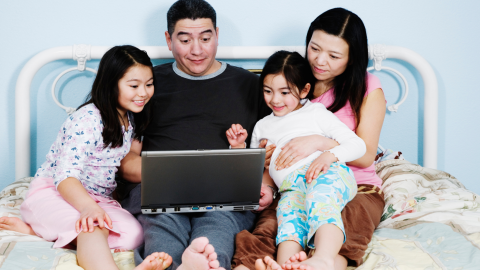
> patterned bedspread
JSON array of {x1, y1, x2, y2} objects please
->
[
  {"x1": 1, "y1": 158, "x2": 478, "y2": 269},
  {"x1": 354, "y1": 160, "x2": 480, "y2": 270}
]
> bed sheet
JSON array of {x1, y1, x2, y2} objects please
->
[
  {"x1": 0, "y1": 177, "x2": 135, "y2": 270},
  {"x1": 353, "y1": 159, "x2": 480, "y2": 270}
]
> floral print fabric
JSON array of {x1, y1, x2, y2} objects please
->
[
  {"x1": 35, "y1": 104, "x2": 133, "y2": 198},
  {"x1": 276, "y1": 162, "x2": 357, "y2": 249}
]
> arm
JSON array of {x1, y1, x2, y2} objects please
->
[
  {"x1": 118, "y1": 139, "x2": 142, "y2": 183},
  {"x1": 57, "y1": 177, "x2": 112, "y2": 233},
  {"x1": 346, "y1": 88, "x2": 385, "y2": 168}
]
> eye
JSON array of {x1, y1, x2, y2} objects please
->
[
  {"x1": 281, "y1": 91, "x2": 290, "y2": 96},
  {"x1": 146, "y1": 83, "x2": 154, "y2": 87},
  {"x1": 202, "y1": 38, "x2": 210, "y2": 42},
  {"x1": 330, "y1": 55, "x2": 339, "y2": 59},
  {"x1": 130, "y1": 85, "x2": 138, "y2": 89},
  {"x1": 263, "y1": 89, "x2": 272, "y2": 94},
  {"x1": 181, "y1": 39, "x2": 189, "y2": 43},
  {"x1": 310, "y1": 46, "x2": 319, "y2": 52}
]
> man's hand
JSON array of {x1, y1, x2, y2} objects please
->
[
  {"x1": 256, "y1": 183, "x2": 274, "y2": 211},
  {"x1": 226, "y1": 124, "x2": 248, "y2": 148}
]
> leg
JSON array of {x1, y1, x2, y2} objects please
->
[
  {"x1": 76, "y1": 227, "x2": 118, "y2": 270},
  {"x1": 122, "y1": 185, "x2": 192, "y2": 266},
  {"x1": 177, "y1": 237, "x2": 224, "y2": 270},
  {"x1": 337, "y1": 184, "x2": 384, "y2": 267},
  {"x1": 190, "y1": 210, "x2": 256, "y2": 270},
  {"x1": 0, "y1": 216, "x2": 36, "y2": 235},
  {"x1": 286, "y1": 163, "x2": 356, "y2": 270},
  {"x1": 232, "y1": 198, "x2": 279, "y2": 270}
]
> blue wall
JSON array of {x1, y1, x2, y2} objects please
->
[{"x1": 1, "y1": 1, "x2": 479, "y2": 193}]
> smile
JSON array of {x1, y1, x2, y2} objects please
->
[
  {"x1": 272, "y1": 106, "x2": 285, "y2": 111},
  {"x1": 314, "y1": 66, "x2": 327, "y2": 74},
  {"x1": 133, "y1": 100, "x2": 146, "y2": 106}
]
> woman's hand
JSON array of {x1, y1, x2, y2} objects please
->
[
  {"x1": 275, "y1": 135, "x2": 338, "y2": 170},
  {"x1": 305, "y1": 151, "x2": 338, "y2": 183},
  {"x1": 226, "y1": 124, "x2": 248, "y2": 148},
  {"x1": 258, "y1": 140, "x2": 276, "y2": 170},
  {"x1": 75, "y1": 202, "x2": 113, "y2": 233}
]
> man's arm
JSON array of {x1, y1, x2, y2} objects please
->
[{"x1": 118, "y1": 139, "x2": 142, "y2": 183}]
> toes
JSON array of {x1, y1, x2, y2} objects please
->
[
  {"x1": 208, "y1": 259, "x2": 220, "y2": 269},
  {"x1": 190, "y1": 237, "x2": 209, "y2": 253},
  {"x1": 204, "y1": 243, "x2": 215, "y2": 256},
  {"x1": 298, "y1": 252, "x2": 308, "y2": 261},
  {"x1": 207, "y1": 251, "x2": 217, "y2": 261},
  {"x1": 255, "y1": 259, "x2": 267, "y2": 270}
]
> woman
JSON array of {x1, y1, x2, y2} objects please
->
[{"x1": 232, "y1": 8, "x2": 386, "y2": 270}]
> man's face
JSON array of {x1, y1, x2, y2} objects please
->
[{"x1": 166, "y1": 18, "x2": 219, "y2": 77}]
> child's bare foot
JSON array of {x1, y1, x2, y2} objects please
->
[
  {"x1": 282, "y1": 251, "x2": 308, "y2": 269},
  {"x1": 287, "y1": 256, "x2": 334, "y2": 270},
  {"x1": 177, "y1": 237, "x2": 224, "y2": 270},
  {"x1": 136, "y1": 252, "x2": 173, "y2": 270},
  {"x1": 0, "y1": 217, "x2": 36, "y2": 235},
  {"x1": 254, "y1": 256, "x2": 282, "y2": 270}
]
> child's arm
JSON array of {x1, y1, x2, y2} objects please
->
[
  {"x1": 57, "y1": 177, "x2": 112, "y2": 233},
  {"x1": 226, "y1": 124, "x2": 248, "y2": 148},
  {"x1": 258, "y1": 170, "x2": 276, "y2": 211},
  {"x1": 119, "y1": 139, "x2": 142, "y2": 183}
]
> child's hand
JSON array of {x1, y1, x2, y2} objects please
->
[
  {"x1": 226, "y1": 124, "x2": 248, "y2": 148},
  {"x1": 305, "y1": 151, "x2": 338, "y2": 183},
  {"x1": 75, "y1": 202, "x2": 113, "y2": 233}
]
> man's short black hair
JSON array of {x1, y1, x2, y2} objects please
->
[{"x1": 167, "y1": 0, "x2": 217, "y2": 35}]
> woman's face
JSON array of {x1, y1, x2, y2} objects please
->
[{"x1": 307, "y1": 30, "x2": 350, "y2": 83}]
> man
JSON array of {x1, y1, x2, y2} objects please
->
[{"x1": 119, "y1": 0, "x2": 275, "y2": 269}]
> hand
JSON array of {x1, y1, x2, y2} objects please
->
[
  {"x1": 75, "y1": 202, "x2": 113, "y2": 233},
  {"x1": 256, "y1": 183, "x2": 274, "y2": 211},
  {"x1": 258, "y1": 139, "x2": 276, "y2": 170},
  {"x1": 226, "y1": 124, "x2": 248, "y2": 148},
  {"x1": 305, "y1": 152, "x2": 338, "y2": 183},
  {"x1": 275, "y1": 135, "x2": 338, "y2": 170}
]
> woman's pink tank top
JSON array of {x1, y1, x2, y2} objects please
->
[{"x1": 311, "y1": 73, "x2": 383, "y2": 187}]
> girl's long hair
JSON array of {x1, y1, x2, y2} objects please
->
[
  {"x1": 78, "y1": 45, "x2": 153, "y2": 148},
  {"x1": 305, "y1": 7, "x2": 368, "y2": 128},
  {"x1": 259, "y1": 50, "x2": 315, "y2": 100}
]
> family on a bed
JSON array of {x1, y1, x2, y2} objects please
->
[{"x1": 0, "y1": 1, "x2": 386, "y2": 270}]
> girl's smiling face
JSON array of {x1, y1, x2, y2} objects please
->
[
  {"x1": 263, "y1": 74, "x2": 310, "y2": 117},
  {"x1": 117, "y1": 64, "x2": 154, "y2": 117},
  {"x1": 307, "y1": 30, "x2": 350, "y2": 84}
]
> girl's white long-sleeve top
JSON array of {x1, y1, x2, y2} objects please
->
[{"x1": 250, "y1": 100, "x2": 366, "y2": 187}]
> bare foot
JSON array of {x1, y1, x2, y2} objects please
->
[
  {"x1": 283, "y1": 251, "x2": 308, "y2": 269},
  {"x1": 254, "y1": 256, "x2": 283, "y2": 270},
  {"x1": 287, "y1": 256, "x2": 334, "y2": 270},
  {"x1": 0, "y1": 217, "x2": 36, "y2": 235},
  {"x1": 177, "y1": 237, "x2": 224, "y2": 270},
  {"x1": 136, "y1": 252, "x2": 173, "y2": 270}
]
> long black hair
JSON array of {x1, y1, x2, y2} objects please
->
[
  {"x1": 305, "y1": 7, "x2": 368, "y2": 128},
  {"x1": 78, "y1": 45, "x2": 153, "y2": 148},
  {"x1": 259, "y1": 50, "x2": 315, "y2": 100}
]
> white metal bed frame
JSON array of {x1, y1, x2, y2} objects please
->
[{"x1": 14, "y1": 45, "x2": 438, "y2": 180}]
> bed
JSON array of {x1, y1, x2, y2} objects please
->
[{"x1": 4, "y1": 45, "x2": 478, "y2": 269}]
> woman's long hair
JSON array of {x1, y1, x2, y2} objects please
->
[
  {"x1": 305, "y1": 7, "x2": 368, "y2": 128},
  {"x1": 78, "y1": 45, "x2": 153, "y2": 148}
]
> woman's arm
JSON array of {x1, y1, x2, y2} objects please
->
[
  {"x1": 57, "y1": 177, "x2": 112, "y2": 232},
  {"x1": 118, "y1": 139, "x2": 143, "y2": 183},
  {"x1": 346, "y1": 88, "x2": 385, "y2": 168}
]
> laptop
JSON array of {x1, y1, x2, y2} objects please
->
[{"x1": 141, "y1": 148, "x2": 266, "y2": 214}]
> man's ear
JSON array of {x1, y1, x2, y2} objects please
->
[
  {"x1": 216, "y1": 27, "x2": 219, "y2": 46},
  {"x1": 165, "y1": 31, "x2": 173, "y2": 51},
  {"x1": 300, "y1": 83, "x2": 311, "y2": 99}
]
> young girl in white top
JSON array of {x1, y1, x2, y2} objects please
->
[
  {"x1": 0, "y1": 46, "x2": 223, "y2": 270},
  {"x1": 226, "y1": 51, "x2": 366, "y2": 270}
]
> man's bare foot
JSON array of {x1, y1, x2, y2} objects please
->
[
  {"x1": 0, "y1": 217, "x2": 36, "y2": 235},
  {"x1": 282, "y1": 251, "x2": 308, "y2": 269},
  {"x1": 177, "y1": 237, "x2": 225, "y2": 270},
  {"x1": 254, "y1": 256, "x2": 282, "y2": 270},
  {"x1": 136, "y1": 252, "x2": 173, "y2": 270},
  {"x1": 286, "y1": 256, "x2": 334, "y2": 270}
]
